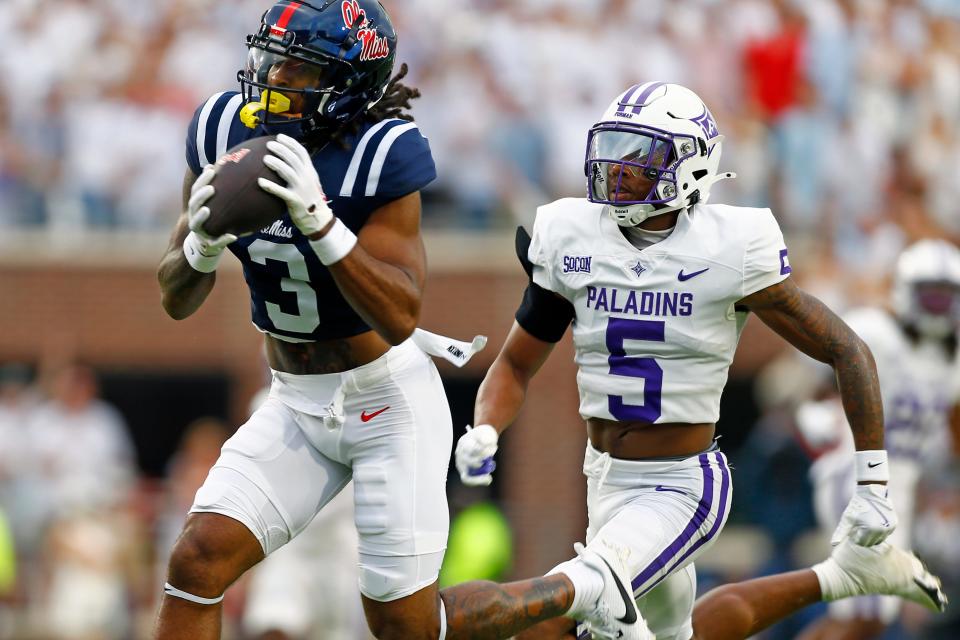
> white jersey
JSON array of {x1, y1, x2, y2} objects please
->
[
  {"x1": 528, "y1": 199, "x2": 791, "y2": 423},
  {"x1": 797, "y1": 309, "x2": 960, "y2": 623},
  {"x1": 852, "y1": 308, "x2": 960, "y2": 463},
  {"x1": 820, "y1": 308, "x2": 960, "y2": 466}
]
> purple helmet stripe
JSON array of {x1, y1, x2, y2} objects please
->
[
  {"x1": 630, "y1": 454, "x2": 715, "y2": 592},
  {"x1": 619, "y1": 84, "x2": 643, "y2": 110},
  {"x1": 631, "y1": 81, "x2": 667, "y2": 114}
]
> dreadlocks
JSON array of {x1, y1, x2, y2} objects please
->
[
  {"x1": 323, "y1": 63, "x2": 421, "y2": 150},
  {"x1": 367, "y1": 63, "x2": 420, "y2": 123}
]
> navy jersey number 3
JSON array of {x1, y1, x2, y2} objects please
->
[{"x1": 185, "y1": 91, "x2": 436, "y2": 341}]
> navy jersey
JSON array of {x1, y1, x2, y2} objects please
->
[{"x1": 185, "y1": 91, "x2": 436, "y2": 341}]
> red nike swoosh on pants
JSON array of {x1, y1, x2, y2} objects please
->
[{"x1": 360, "y1": 406, "x2": 390, "y2": 422}]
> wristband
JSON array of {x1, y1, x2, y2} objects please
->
[
  {"x1": 855, "y1": 450, "x2": 889, "y2": 483},
  {"x1": 308, "y1": 217, "x2": 357, "y2": 265},
  {"x1": 183, "y1": 231, "x2": 223, "y2": 273}
]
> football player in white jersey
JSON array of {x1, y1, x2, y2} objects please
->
[
  {"x1": 454, "y1": 82, "x2": 947, "y2": 640},
  {"x1": 796, "y1": 239, "x2": 960, "y2": 640}
]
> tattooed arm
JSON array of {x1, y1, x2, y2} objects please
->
[{"x1": 739, "y1": 278, "x2": 884, "y2": 452}]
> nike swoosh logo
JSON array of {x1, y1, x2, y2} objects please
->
[
  {"x1": 599, "y1": 557, "x2": 637, "y2": 625},
  {"x1": 360, "y1": 406, "x2": 390, "y2": 422},
  {"x1": 655, "y1": 485, "x2": 686, "y2": 495},
  {"x1": 678, "y1": 267, "x2": 709, "y2": 281},
  {"x1": 867, "y1": 461, "x2": 884, "y2": 468}
]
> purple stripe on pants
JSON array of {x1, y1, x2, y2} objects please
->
[
  {"x1": 631, "y1": 81, "x2": 666, "y2": 114},
  {"x1": 643, "y1": 452, "x2": 731, "y2": 595},
  {"x1": 630, "y1": 454, "x2": 714, "y2": 592}
]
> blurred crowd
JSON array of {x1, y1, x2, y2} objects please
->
[
  {"x1": 2, "y1": 0, "x2": 960, "y2": 638},
  {"x1": 1, "y1": 0, "x2": 958, "y2": 253}
]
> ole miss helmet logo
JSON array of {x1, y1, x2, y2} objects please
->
[{"x1": 341, "y1": 0, "x2": 390, "y2": 61}]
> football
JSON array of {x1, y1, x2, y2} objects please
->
[{"x1": 202, "y1": 135, "x2": 288, "y2": 237}]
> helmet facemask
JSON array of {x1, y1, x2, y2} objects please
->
[
  {"x1": 901, "y1": 280, "x2": 960, "y2": 339},
  {"x1": 892, "y1": 239, "x2": 960, "y2": 340},
  {"x1": 586, "y1": 122, "x2": 698, "y2": 225},
  {"x1": 239, "y1": 25, "x2": 359, "y2": 132}
]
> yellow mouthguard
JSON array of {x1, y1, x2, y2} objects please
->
[{"x1": 239, "y1": 91, "x2": 292, "y2": 129}]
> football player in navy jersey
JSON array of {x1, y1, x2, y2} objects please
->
[{"x1": 154, "y1": 1, "x2": 462, "y2": 638}]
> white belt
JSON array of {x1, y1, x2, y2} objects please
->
[{"x1": 411, "y1": 328, "x2": 487, "y2": 368}]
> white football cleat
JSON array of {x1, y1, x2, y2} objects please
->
[
  {"x1": 819, "y1": 540, "x2": 947, "y2": 612},
  {"x1": 573, "y1": 542, "x2": 654, "y2": 640}
]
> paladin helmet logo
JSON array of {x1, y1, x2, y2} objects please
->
[
  {"x1": 341, "y1": 0, "x2": 390, "y2": 61},
  {"x1": 690, "y1": 107, "x2": 719, "y2": 139}
]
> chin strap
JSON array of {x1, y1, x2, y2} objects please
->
[{"x1": 612, "y1": 171, "x2": 739, "y2": 228}]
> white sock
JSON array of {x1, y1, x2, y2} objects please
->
[
  {"x1": 812, "y1": 557, "x2": 851, "y2": 602},
  {"x1": 548, "y1": 557, "x2": 605, "y2": 618},
  {"x1": 438, "y1": 597, "x2": 447, "y2": 639}
]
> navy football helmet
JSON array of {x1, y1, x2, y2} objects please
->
[{"x1": 239, "y1": 0, "x2": 397, "y2": 134}]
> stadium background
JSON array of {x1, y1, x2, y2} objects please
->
[{"x1": 0, "y1": 0, "x2": 959, "y2": 638}]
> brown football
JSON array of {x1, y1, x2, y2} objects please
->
[{"x1": 202, "y1": 135, "x2": 288, "y2": 237}]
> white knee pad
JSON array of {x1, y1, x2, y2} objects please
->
[
  {"x1": 358, "y1": 550, "x2": 445, "y2": 602},
  {"x1": 164, "y1": 582, "x2": 224, "y2": 605},
  {"x1": 191, "y1": 466, "x2": 290, "y2": 555}
]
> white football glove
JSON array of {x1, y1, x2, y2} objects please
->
[
  {"x1": 187, "y1": 165, "x2": 238, "y2": 253},
  {"x1": 455, "y1": 424, "x2": 499, "y2": 487},
  {"x1": 259, "y1": 133, "x2": 333, "y2": 236},
  {"x1": 183, "y1": 165, "x2": 237, "y2": 270},
  {"x1": 831, "y1": 483, "x2": 898, "y2": 547}
]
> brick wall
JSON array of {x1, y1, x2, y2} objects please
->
[{"x1": 0, "y1": 231, "x2": 787, "y2": 578}]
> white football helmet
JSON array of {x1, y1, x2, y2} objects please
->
[
  {"x1": 585, "y1": 82, "x2": 735, "y2": 227},
  {"x1": 891, "y1": 239, "x2": 960, "y2": 338}
]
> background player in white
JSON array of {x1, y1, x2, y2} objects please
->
[
  {"x1": 796, "y1": 239, "x2": 960, "y2": 640},
  {"x1": 455, "y1": 82, "x2": 946, "y2": 639}
]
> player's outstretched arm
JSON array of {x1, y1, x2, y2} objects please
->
[
  {"x1": 740, "y1": 278, "x2": 883, "y2": 451},
  {"x1": 157, "y1": 168, "x2": 230, "y2": 320},
  {"x1": 475, "y1": 321, "x2": 556, "y2": 432},
  {"x1": 741, "y1": 278, "x2": 898, "y2": 546},
  {"x1": 456, "y1": 322, "x2": 557, "y2": 485}
]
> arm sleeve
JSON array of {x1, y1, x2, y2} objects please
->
[{"x1": 742, "y1": 208, "x2": 792, "y2": 297}]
